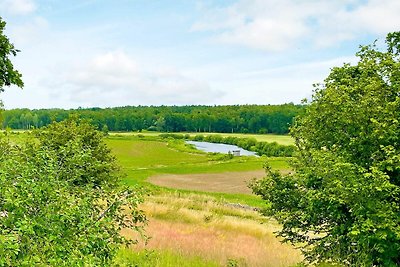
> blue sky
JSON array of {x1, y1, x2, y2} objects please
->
[{"x1": 1, "y1": 0, "x2": 399, "y2": 109}]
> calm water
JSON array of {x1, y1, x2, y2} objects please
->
[{"x1": 186, "y1": 141, "x2": 257, "y2": 156}]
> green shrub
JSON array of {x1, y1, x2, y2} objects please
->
[
  {"x1": 0, "y1": 118, "x2": 146, "y2": 266},
  {"x1": 252, "y1": 32, "x2": 400, "y2": 266}
]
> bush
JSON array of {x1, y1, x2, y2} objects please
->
[
  {"x1": 192, "y1": 134, "x2": 204, "y2": 141},
  {"x1": 0, "y1": 118, "x2": 146, "y2": 266}
]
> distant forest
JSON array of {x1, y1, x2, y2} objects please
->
[{"x1": 2, "y1": 104, "x2": 304, "y2": 134}]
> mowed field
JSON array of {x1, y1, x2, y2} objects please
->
[{"x1": 106, "y1": 134, "x2": 303, "y2": 266}]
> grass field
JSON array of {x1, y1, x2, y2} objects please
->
[
  {"x1": 106, "y1": 134, "x2": 289, "y2": 182},
  {"x1": 105, "y1": 134, "x2": 302, "y2": 266},
  {"x1": 120, "y1": 193, "x2": 302, "y2": 267},
  {"x1": 5, "y1": 131, "x2": 301, "y2": 266}
]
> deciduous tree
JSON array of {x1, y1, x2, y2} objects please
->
[
  {"x1": 252, "y1": 32, "x2": 400, "y2": 266},
  {"x1": 0, "y1": 17, "x2": 23, "y2": 92}
]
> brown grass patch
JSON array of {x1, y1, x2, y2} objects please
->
[
  {"x1": 148, "y1": 170, "x2": 266, "y2": 194},
  {"x1": 122, "y1": 193, "x2": 303, "y2": 266},
  {"x1": 124, "y1": 218, "x2": 301, "y2": 267}
]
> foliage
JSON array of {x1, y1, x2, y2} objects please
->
[
  {"x1": 0, "y1": 119, "x2": 146, "y2": 266},
  {"x1": 35, "y1": 117, "x2": 119, "y2": 187},
  {"x1": 0, "y1": 16, "x2": 23, "y2": 125},
  {"x1": 252, "y1": 32, "x2": 400, "y2": 266},
  {"x1": 0, "y1": 17, "x2": 23, "y2": 92}
]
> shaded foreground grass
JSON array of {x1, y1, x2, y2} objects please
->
[{"x1": 114, "y1": 248, "x2": 220, "y2": 267}]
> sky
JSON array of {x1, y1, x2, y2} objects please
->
[{"x1": 1, "y1": 0, "x2": 399, "y2": 109}]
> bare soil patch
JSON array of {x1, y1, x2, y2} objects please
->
[{"x1": 148, "y1": 170, "x2": 266, "y2": 194}]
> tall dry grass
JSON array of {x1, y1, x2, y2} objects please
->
[{"x1": 122, "y1": 192, "x2": 302, "y2": 266}]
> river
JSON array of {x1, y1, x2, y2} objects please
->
[{"x1": 186, "y1": 141, "x2": 257, "y2": 156}]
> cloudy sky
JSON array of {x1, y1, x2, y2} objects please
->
[{"x1": 1, "y1": 0, "x2": 399, "y2": 109}]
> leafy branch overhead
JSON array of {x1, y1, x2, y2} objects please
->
[{"x1": 0, "y1": 17, "x2": 23, "y2": 92}]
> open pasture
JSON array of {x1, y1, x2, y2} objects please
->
[
  {"x1": 107, "y1": 134, "x2": 303, "y2": 266},
  {"x1": 106, "y1": 135, "x2": 208, "y2": 169},
  {"x1": 106, "y1": 135, "x2": 290, "y2": 197}
]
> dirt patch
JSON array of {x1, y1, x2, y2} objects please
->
[{"x1": 148, "y1": 170, "x2": 266, "y2": 194}]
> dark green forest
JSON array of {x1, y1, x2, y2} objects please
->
[{"x1": 2, "y1": 104, "x2": 303, "y2": 134}]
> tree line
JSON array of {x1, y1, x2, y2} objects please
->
[{"x1": 2, "y1": 104, "x2": 304, "y2": 134}]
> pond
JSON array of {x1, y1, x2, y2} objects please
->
[{"x1": 186, "y1": 141, "x2": 257, "y2": 156}]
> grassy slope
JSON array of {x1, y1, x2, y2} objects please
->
[
  {"x1": 115, "y1": 248, "x2": 221, "y2": 267},
  {"x1": 108, "y1": 134, "x2": 303, "y2": 266},
  {"x1": 106, "y1": 135, "x2": 290, "y2": 207}
]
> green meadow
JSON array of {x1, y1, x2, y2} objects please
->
[
  {"x1": 106, "y1": 134, "x2": 290, "y2": 207},
  {"x1": 103, "y1": 133, "x2": 304, "y2": 266}
]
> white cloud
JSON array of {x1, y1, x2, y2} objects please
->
[
  {"x1": 51, "y1": 51, "x2": 223, "y2": 107},
  {"x1": 193, "y1": 0, "x2": 400, "y2": 51},
  {"x1": 3, "y1": 50, "x2": 223, "y2": 109},
  {"x1": 208, "y1": 56, "x2": 358, "y2": 105},
  {"x1": 0, "y1": 0, "x2": 36, "y2": 15},
  {"x1": 1, "y1": 1, "x2": 383, "y2": 109}
]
